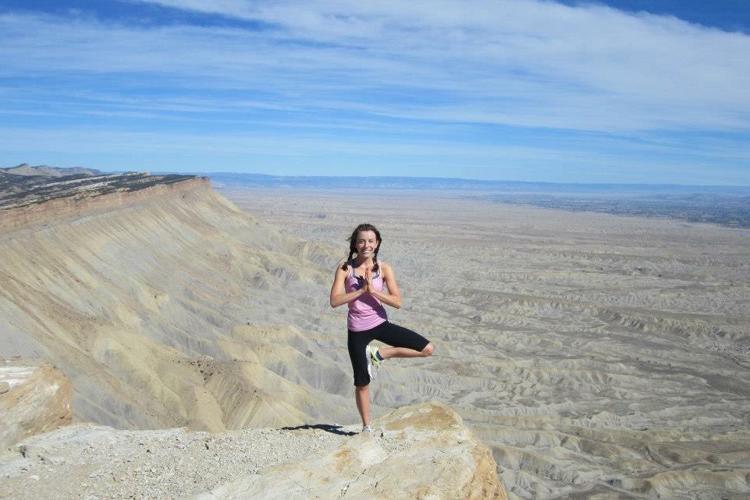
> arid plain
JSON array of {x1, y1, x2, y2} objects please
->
[{"x1": 221, "y1": 187, "x2": 750, "y2": 499}]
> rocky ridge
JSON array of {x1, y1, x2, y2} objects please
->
[
  {"x1": 0, "y1": 163, "x2": 101, "y2": 178},
  {"x1": 0, "y1": 166, "x2": 351, "y2": 432},
  {"x1": 0, "y1": 165, "x2": 202, "y2": 231},
  {"x1": 0, "y1": 165, "x2": 197, "y2": 210}
]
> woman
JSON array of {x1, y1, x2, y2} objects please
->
[{"x1": 329, "y1": 223, "x2": 434, "y2": 433}]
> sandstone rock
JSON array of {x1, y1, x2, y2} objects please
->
[
  {"x1": 0, "y1": 360, "x2": 73, "y2": 450},
  {"x1": 196, "y1": 401, "x2": 507, "y2": 499}
]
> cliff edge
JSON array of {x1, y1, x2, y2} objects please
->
[
  {"x1": 0, "y1": 165, "x2": 205, "y2": 231},
  {"x1": 0, "y1": 401, "x2": 506, "y2": 499},
  {"x1": 199, "y1": 402, "x2": 505, "y2": 499}
]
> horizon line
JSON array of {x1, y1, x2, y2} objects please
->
[
  {"x1": 4, "y1": 164, "x2": 748, "y2": 189},
  {"x1": 184, "y1": 171, "x2": 750, "y2": 190}
]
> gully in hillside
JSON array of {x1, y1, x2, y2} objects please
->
[{"x1": 329, "y1": 223, "x2": 435, "y2": 433}]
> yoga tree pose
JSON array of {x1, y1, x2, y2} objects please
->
[{"x1": 329, "y1": 223, "x2": 434, "y2": 432}]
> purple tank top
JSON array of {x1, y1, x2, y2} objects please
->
[{"x1": 344, "y1": 262, "x2": 388, "y2": 332}]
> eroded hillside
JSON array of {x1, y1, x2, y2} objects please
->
[{"x1": 0, "y1": 168, "x2": 350, "y2": 431}]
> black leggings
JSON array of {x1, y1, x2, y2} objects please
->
[{"x1": 347, "y1": 321, "x2": 430, "y2": 387}]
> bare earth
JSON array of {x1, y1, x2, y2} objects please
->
[{"x1": 220, "y1": 187, "x2": 750, "y2": 499}]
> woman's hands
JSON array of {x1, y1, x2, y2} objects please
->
[
  {"x1": 365, "y1": 264, "x2": 402, "y2": 309},
  {"x1": 329, "y1": 261, "x2": 401, "y2": 309},
  {"x1": 330, "y1": 262, "x2": 366, "y2": 308},
  {"x1": 364, "y1": 266, "x2": 375, "y2": 293}
]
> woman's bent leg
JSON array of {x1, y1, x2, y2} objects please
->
[
  {"x1": 372, "y1": 322, "x2": 433, "y2": 360},
  {"x1": 379, "y1": 342, "x2": 434, "y2": 359},
  {"x1": 355, "y1": 385, "x2": 370, "y2": 426}
]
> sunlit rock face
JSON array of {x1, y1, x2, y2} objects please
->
[
  {"x1": 0, "y1": 359, "x2": 73, "y2": 449},
  {"x1": 0, "y1": 402, "x2": 507, "y2": 499},
  {"x1": 197, "y1": 401, "x2": 507, "y2": 500}
]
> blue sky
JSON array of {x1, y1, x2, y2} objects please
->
[{"x1": 1, "y1": 1, "x2": 749, "y2": 185}]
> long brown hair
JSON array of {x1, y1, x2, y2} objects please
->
[{"x1": 342, "y1": 223, "x2": 382, "y2": 272}]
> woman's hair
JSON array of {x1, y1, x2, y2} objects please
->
[{"x1": 342, "y1": 223, "x2": 381, "y2": 272}]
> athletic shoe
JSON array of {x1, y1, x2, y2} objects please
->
[
  {"x1": 367, "y1": 345, "x2": 382, "y2": 369},
  {"x1": 362, "y1": 424, "x2": 373, "y2": 433},
  {"x1": 366, "y1": 349, "x2": 376, "y2": 381},
  {"x1": 366, "y1": 345, "x2": 380, "y2": 381},
  {"x1": 365, "y1": 345, "x2": 383, "y2": 380}
]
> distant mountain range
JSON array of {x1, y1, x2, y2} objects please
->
[
  {"x1": 202, "y1": 172, "x2": 750, "y2": 195},
  {"x1": 1, "y1": 163, "x2": 102, "y2": 177},
  {"x1": 201, "y1": 172, "x2": 750, "y2": 228},
  {"x1": 6, "y1": 166, "x2": 747, "y2": 194},
  {"x1": 5, "y1": 166, "x2": 748, "y2": 227}
]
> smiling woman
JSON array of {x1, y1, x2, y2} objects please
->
[{"x1": 329, "y1": 223, "x2": 434, "y2": 433}]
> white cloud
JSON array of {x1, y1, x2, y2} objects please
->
[
  {"x1": 123, "y1": 0, "x2": 750, "y2": 127},
  {"x1": 1, "y1": 1, "x2": 748, "y2": 134},
  {"x1": 0, "y1": 1, "x2": 749, "y2": 184}
]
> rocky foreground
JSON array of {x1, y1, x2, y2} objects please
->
[
  {"x1": 1, "y1": 360, "x2": 505, "y2": 498},
  {"x1": 0, "y1": 401, "x2": 505, "y2": 499}
]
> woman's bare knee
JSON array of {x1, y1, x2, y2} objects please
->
[{"x1": 422, "y1": 343, "x2": 434, "y2": 357}]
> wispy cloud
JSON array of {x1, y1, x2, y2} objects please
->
[
  {"x1": 0, "y1": 0, "x2": 748, "y2": 182},
  {"x1": 118, "y1": 0, "x2": 750, "y2": 131}
]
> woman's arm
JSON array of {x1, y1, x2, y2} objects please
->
[
  {"x1": 368, "y1": 262, "x2": 402, "y2": 309},
  {"x1": 330, "y1": 263, "x2": 365, "y2": 308}
]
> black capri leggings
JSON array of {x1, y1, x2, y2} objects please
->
[{"x1": 347, "y1": 321, "x2": 430, "y2": 387}]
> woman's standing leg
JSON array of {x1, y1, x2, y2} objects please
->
[
  {"x1": 355, "y1": 385, "x2": 370, "y2": 426},
  {"x1": 348, "y1": 330, "x2": 374, "y2": 428}
]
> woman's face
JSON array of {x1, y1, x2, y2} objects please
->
[{"x1": 355, "y1": 230, "x2": 379, "y2": 258}]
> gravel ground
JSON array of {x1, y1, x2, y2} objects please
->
[{"x1": 0, "y1": 423, "x2": 357, "y2": 499}]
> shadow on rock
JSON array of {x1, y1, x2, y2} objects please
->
[{"x1": 280, "y1": 423, "x2": 357, "y2": 436}]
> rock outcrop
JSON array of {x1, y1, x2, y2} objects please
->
[
  {"x1": 0, "y1": 401, "x2": 506, "y2": 499},
  {"x1": 0, "y1": 359, "x2": 73, "y2": 450},
  {"x1": 198, "y1": 402, "x2": 507, "y2": 499}
]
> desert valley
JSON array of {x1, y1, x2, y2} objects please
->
[{"x1": 1, "y1": 166, "x2": 749, "y2": 498}]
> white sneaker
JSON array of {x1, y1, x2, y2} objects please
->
[
  {"x1": 366, "y1": 345, "x2": 381, "y2": 380},
  {"x1": 366, "y1": 346, "x2": 376, "y2": 381},
  {"x1": 367, "y1": 345, "x2": 382, "y2": 369},
  {"x1": 361, "y1": 424, "x2": 373, "y2": 433}
]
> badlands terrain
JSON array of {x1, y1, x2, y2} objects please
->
[
  {"x1": 1, "y1": 164, "x2": 748, "y2": 498},
  {"x1": 219, "y1": 186, "x2": 750, "y2": 499}
]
